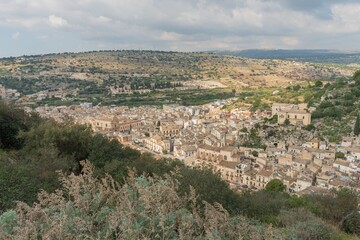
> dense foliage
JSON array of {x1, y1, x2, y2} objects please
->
[{"x1": 0, "y1": 161, "x2": 282, "y2": 239}]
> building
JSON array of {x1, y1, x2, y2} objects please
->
[{"x1": 272, "y1": 103, "x2": 311, "y2": 125}]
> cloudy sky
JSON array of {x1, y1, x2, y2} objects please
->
[{"x1": 1, "y1": 0, "x2": 360, "y2": 57}]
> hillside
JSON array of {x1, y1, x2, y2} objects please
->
[
  {"x1": 0, "y1": 51, "x2": 355, "y2": 107},
  {"x1": 216, "y1": 49, "x2": 360, "y2": 64}
]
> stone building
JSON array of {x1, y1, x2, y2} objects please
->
[{"x1": 272, "y1": 103, "x2": 311, "y2": 125}]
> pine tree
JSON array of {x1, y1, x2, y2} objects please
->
[{"x1": 354, "y1": 115, "x2": 360, "y2": 136}]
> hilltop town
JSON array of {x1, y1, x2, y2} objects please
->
[{"x1": 32, "y1": 98, "x2": 360, "y2": 194}]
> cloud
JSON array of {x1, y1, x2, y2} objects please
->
[
  {"x1": 0, "y1": 0, "x2": 359, "y2": 56},
  {"x1": 281, "y1": 37, "x2": 300, "y2": 47},
  {"x1": 159, "y1": 32, "x2": 183, "y2": 41},
  {"x1": 11, "y1": 31, "x2": 20, "y2": 40},
  {"x1": 37, "y1": 35, "x2": 48, "y2": 40},
  {"x1": 48, "y1": 15, "x2": 68, "y2": 28}
]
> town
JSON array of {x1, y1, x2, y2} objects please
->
[{"x1": 32, "y1": 99, "x2": 360, "y2": 194}]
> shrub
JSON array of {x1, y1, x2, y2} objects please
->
[
  {"x1": 266, "y1": 179, "x2": 286, "y2": 192},
  {"x1": 279, "y1": 208, "x2": 334, "y2": 240},
  {"x1": 0, "y1": 161, "x2": 283, "y2": 239},
  {"x1": 342, "y1": 211, "x2": 360, "y2": 235}
]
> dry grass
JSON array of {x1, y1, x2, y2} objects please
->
[{"x1": 0, "y1": 161, "x2": 283, "y2": 240}]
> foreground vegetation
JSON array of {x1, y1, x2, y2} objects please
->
[{"x1": 0, "y1": 101, "x2": 359, "y2": 239}]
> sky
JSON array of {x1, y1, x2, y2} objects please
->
[{"x1": 1, "y1": 0, "x2": 360, "y2": 57}]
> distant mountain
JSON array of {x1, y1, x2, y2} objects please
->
[{"x1": 214, "y1": 49, "x2": 360, "y2": 64}]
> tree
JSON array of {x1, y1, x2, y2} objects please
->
[
  {"x1": 292, "y1": 85, "x2": 301, "y2": 91},
  {"x1": 353, "y1": 70, "x2": 360, "y2": 81},
  {"x1": 284, "y1": 118, "x2": 290, "y2": 126},
  {"x1": 279, "y1": 208, "x2": 333, "y2": 240},
  {"x1": 335, "y1": 152, "x2": 345, "y2": 159},
  {"x1": 232, "y1": 89, "x2": 236, "y2": 96},
  {"x1": 304, "y1": 124, "x2": 315, "y2": 131},
  {"x1": 240, "y1": 127, "x2": 248, "y2": 133},
  {"x1": 354, "y1": 115, "x2": 360, "y2": 136},
  {"x1": 0, "y1": 101, "x2": 41, "y2": 149},
  {"x1": 342, "y1": 211, "x2": 360, "y2": 235},
  {"x1": 252, "y1": 151, "x2": 259, "y2": 157},
  {"x1": 265, "y1": 179, "x2": 286, "y2": 192},
  {"x1": 314, "y1": 80, "x2": 323, "y2": 88}
]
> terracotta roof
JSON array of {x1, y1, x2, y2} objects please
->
[
  {"x1": 218, "y1": 161, "x2": 238, "y2": 169},
  {"x1": 198, "y1": 144, "x2": 221, "y2": 152},
  {"x1": 257, "y1": 169, "x2": 273, "y2": 177}
]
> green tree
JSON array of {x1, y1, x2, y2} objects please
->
[
  {"x1": 314, "y1": 80, "x2": 323, "y2": 88},
  {"x1": 266, "y1": 179, "x2": 286, "y2": 192},
  {"x1": 292, "y1": 85, "x2": 301, "y2": 91},
  {"x1": 240, "y1": 127, "x2": 248, "y2": 133},
  {"x1": 284, "y1": 119, "x2": 290, "y2": 126},
  {"x1": 342, "y1": 211, "x2": 360, "y2": 235},
  {"x1": 309, "y1": 188, "x2": 359, "y2": 225},
  {"x1": 353, "y1": 69, "x2": 360, "y2": 81},
  {"x1": 304, "y1": 124, "x2": 315, "y2": 131},
  {"x1": 279, "y1": 208, "x2": 333, "y2": 240},
  {"x1": 0, "y1": 101, "x2": 41, "y2": 149},
  {"x1": 252, "y1": 151, "x2": 259, "y2": 157},
  {"x1": 0, "y1": 163, "x2": 45, "y2": 211},
  {"x1": 335, "y1": 152, "x2": 345, "y2": 159}
]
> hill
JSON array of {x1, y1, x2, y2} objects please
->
[
  {"x1": 216, "y1": 49, "x2": 360, "y2": 64},
  {"x1": 0, "y1": 50, "x2": 355, "y2": 107}
]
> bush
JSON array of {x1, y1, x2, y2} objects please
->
[
  {"x1": 304, "y1": 123, "x2": 315, "y2": 131},
  {"x1": 279, "y1": 208, "x2": 334, "y2": 240},
  {"x1": 342, "y1": 211, "x2": 360, "y2": 235},
  {"x1": 0, "y1": 210, "x2": 16, "y2": 235},
  {"x1": 335, "y1": 152, "x2": 345, "y2": 159},
  {"x1": 0, "y1": 161, "x2": 282, "y2": 239},
  {"x1": 266, "y1": 179, "x2": 286, "y2": 192}
]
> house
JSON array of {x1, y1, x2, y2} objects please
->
[
  {"x1": 328, "y1": 178, "x2": 349, "y2": 190},
  {"x1": 316, "y1": 174, "x2": 334, "y2": 189},
  {"x1": 160, "y1": 123, "x2": 183, "y2": 137},
  {"x1": 256, "y1": 168, "x2": 273, "y2": 189},
  {"x1": 292, "y1": 158, "x2": 310, "y2": 171},
  {"x1": 197, "y1": 144, "x2": 222, "y2": 163},
  {"x1": 288, "y1": 145, "x2": 303, "y2": 155},
  {"x1": 278, "y1": 154, "x2": 293, "y2": 166},
  {"x1": 295, "y1": 176, "x2": 313, "y2": 192},
  {"x1": 220, "y1": 146, "x2": 238, "y2": 161},
  {"x1": 240, "y1": 169, "x2": 258, "y2": 189},
  {"x1": 344, "y1": 147, "x2": 360, "y2": 162},
  {"x1": 272, "y1": 103, "x2": 311, "y2": 125},
  {"x1": 143, "y1": 135, "x2": 170, "y2": 153},
  {"x1": 217, "y1": 161, "x2": 240, "y2": 184},
  {"x1": 177, "y1": 145, "x2": 197, "y2": 158},
  {"x1": 333, "y1": 159, "x2": 353, "y2": 174},
  {"x1": 91, "y1": 116, "x2": 119, "y2": 132}
]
